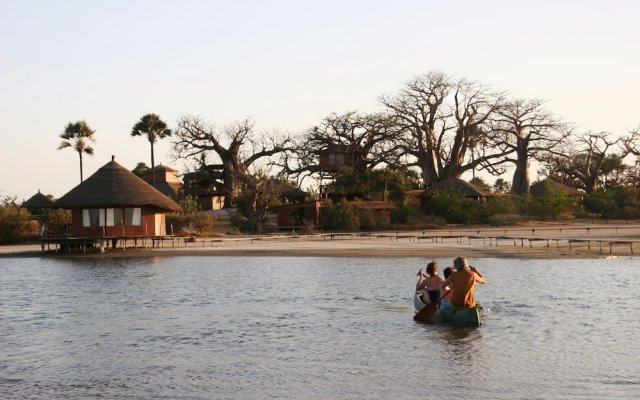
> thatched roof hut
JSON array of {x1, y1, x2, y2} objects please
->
[
  {"x1": 421, "y1": 178, "x2": 493, "y2": 198},
  {"x1": 418, "y1": 178, "x2": 493, "y2": 208},
  {"x1": 530, "y1": 179, "x2": 584, "y2": 197},
  {"x1": 56, "y1": 158, "x2": 181, "y2": 212},
  {"x1": 23, "y1": 190, "x2": 55, "y2": 209},
  {"x1": 56, "y1": 157, "x2": 181, "y2": 237}
]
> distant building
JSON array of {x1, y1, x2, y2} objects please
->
[
  {"x1": 143, "y1": 163, "x2": 181, "y2": 199},
  {"x1": 317, "y1": 143, "x2": 361, "y2": 200},
  {"x1": 529, "y1": 179, "x2": 584, "y2": 199},
  {"x1": 55, "y1": 157, "x2": 182, "y2": 237},
  {"x1": 317, "y1": 144, "x2": 360, "y2": 173},
  {"x1": 182, "y1": 164, "x2": 226, "y2": 211},
  {"x1": 22, "y1": 190, "x2": 55, "y2": 218},
  {"x1": 420, "y1": 178, "x2": 493, "y2": 206},
  {"x1": 276, "y1": 189, "x2": 320, "y2": 229}
]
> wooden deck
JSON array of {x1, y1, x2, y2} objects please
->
[{"x1": 38, "y1": 223, "x2": 640, "y2": 256}]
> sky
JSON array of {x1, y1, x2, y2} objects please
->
[{"x1": 1, "y1": 0, "x2": 639, "y2": 201}]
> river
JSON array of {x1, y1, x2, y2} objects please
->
[{"x1": 1, "y1": 255, "x2": 639, "y2": 399}]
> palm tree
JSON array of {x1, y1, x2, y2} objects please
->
[
  {"x1": 131, "y1": 113, "x2": 172, "y2": 185},
  {"x1": 58, "y1": 120, "x2": 96, "y2": 182}
]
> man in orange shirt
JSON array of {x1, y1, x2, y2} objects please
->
[{"x1": 441, "y1": 256, "x2": 486, "y2": 308}]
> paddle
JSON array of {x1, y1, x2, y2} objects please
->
[{"x1": 413, "y1": 289, "x2": 451, "y2": 322}]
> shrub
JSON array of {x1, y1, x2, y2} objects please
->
[
  {"x1": 583, "y1": 186, "x2": 640, "y2": 219},
  {"x1": 43, "y1": 208, "x2": 72, "y2": 236},
  {"x1": 320, "y1": 199, "x2": 360, "y2": 231},
  {"x1": 230, "y1": 211, "x2": 261, "y2": 233},
  {"x1": 391, "y1": 205, "x2": 409, "y2": 224},
  {"x1": 358, "y1": 207, "x2": 386, "y2": 231},
  {"x1": 522, "y1": 189, "x2": 573, "y2": 219},
  {"x1": 0, "y1": 200, "x2": 31, "y2": 243},
  {"x1": 166, "y1": 211, "x2": 216, "y2": 236},
  {"x1": 425, "y1": 191, "x2": 480, "y2": 224}
]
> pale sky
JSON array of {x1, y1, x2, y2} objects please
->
[{"x1": 1, "y1": 0, "x2": 639, "y2": 200}]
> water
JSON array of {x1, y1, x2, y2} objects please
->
[{"x1": 1, "y1": 255, "x2": 639, "y2": 399}]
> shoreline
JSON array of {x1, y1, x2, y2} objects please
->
[{"x1": 2, "y1": 222, "x2": 640, "y2": 259}]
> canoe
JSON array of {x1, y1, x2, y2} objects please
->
[{"x1": 413, "y1": 290, "x2": 482, "y2": 328}]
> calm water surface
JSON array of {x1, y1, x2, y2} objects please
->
[{"x1": 1, "y1": 255, "x2": 639, "y2": 399}]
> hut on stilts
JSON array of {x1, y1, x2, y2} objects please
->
[{"x1": 50, "y1": 156, "x2": 182, "y2": 252}]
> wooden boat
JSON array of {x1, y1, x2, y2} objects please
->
[{"x1": 414, "y1": 290, "x2": 482, "y2": 328}]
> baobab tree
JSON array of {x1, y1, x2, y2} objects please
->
[
  {"x1": 540, "y1": 131, "x2": 626, "y2": 192},
  {"x1": 380, "y1": 71, "x2": 450, "y2": 186},
  {"x1": 131, "y1": 113, "x2": 172, "y2": 184},
  {"x1": 284, "y1": 111, "x2": 403, "y2": 184},
  {"x1": 381, "y1": 72, "x2": 510, "y2": 186},
  {"x1": 490, "y1": 98, "x2": 570, "y2": 194},
  {"x1": 57, "y1": 120, "x2": 96, "y2": 182},
  {"x1": 171, "y1": 115, "x2": 293, "y2": 208}
]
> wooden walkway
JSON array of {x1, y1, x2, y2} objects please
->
[{"x1": 40, "y1": 223, "x2": 640, "y2": 255}]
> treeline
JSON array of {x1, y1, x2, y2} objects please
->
[{"x1": 4, "y1": 70, "x2": 639, "y2": 238}]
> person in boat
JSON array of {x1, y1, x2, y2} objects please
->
[
  {"x1": 441, "y1": 256, "x2": 486, "y2": 308},
  {"x1": 415, "y1": 261, "x2": 445, "y2": 304},
  {"x1": 439, "y1": 267, "x2": 454, "y2": 309}
]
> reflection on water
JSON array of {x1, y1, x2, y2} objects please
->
[{"x1": 1, "y1": 256, "x2": 639, "y2": 399}]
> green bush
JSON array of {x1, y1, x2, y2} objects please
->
[
  {"x1": 583, "y1": 186, "x2": 640, "y2": 219},
  {"x1": 320, "y1": 199, "x2": 360, "y2": 231},
  {"x1": 166, "y1": 211, "x2": 216, "y2": 236},
  {"x1": 391, "y1": 205, "x2": 409, "y2": 224},
  {"x1": 0, "y1": 199, "x2": 31, "y2": 243},
  {"x1": 517, "y1": 190, "x2": 571, "y2": 220},
  {"x1": 230, "y1": 212, "x2": 260, "y2": 233},
  {"x1": 425, "y1": 191, "x2": 480, "y2": 224},
  {"x1": 358, "y1": 207, "x2": 386, "y2": 231},
  {"x1": 43, "y1": 208, "x2": 71, "y2": 236}
]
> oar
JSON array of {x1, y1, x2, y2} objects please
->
[{"x1": 413, "y1": 290, "x2": 451, "y2": 322}]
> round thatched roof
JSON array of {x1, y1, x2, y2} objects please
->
[
  {"x1": 421, "y1": 178, "x2": 493, "y2": 197},
  {"x1": 530, "y1": 179, "x2": 584, "y2": 196},
  {"x1": 23, "y1": 190, "x2": 55, "y2": 208},
  {"x1": 55, "y1": 158, "x2": 182, "y2": 212}
]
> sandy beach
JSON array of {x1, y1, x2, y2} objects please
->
[{"x1": 2, "y1": 222, "x2": 640, "y2": 259}]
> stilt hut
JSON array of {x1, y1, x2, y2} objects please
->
[
  {"x1": 55, "y1": 156, "x2": 182, "y2": 237},
  {"x1": 23, "y1": 190, "x2": 56, "y2": 219}
]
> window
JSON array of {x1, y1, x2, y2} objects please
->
[
  {"x1": 82, "y1": 207, "x2": 141, "y2": 227},
  {"x1": 125, "y1": 208, "x2": 142, "y2": 226},
  {"x1": 328, "y1": 153, "x2": 345, "y2": 167},
  {"x1": 82, "y1": 209, "x2": 104, "y2": 227},
  {"x1": 106, "y1": 208, "x2": 115, "y2": 226}
]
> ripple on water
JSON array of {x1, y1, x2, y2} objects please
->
[{"x1": 1, "y1": 256, "x2": 640, "y2": 399}]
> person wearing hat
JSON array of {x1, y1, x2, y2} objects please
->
[{"x1": 441, "y1": 256, "x2": 486, "y2": 308}]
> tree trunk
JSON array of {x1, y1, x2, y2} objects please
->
[
  {"x1": 585, "y1": 176, "x2": 599, "y2": 193},
  {"x1": 222, "y1": 162, "x2": 241, "y2": 208},
  {"x1": 420, "y1": 149, "x2": 440, "y2": 186},
  {"x1": 511, "y1": 152, "x2": 530, "y2": 194},
  {"x1": 150, "y1": 141, "x2": 155, "y2": 186},
  {"x1": 78, "y1": 150, "x2": 84, "y2": 182}
]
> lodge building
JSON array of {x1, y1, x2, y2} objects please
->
[{"x1": 55, "y1": 157, "x2": 182, "y2": 238}]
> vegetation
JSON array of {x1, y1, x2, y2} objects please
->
[
  {"x1": 583, "y1": 186, "x2": 640, "y2": 219},
  {"x1": 6, "y1": 70, "x2": 640, "y2": 242},
  {"x1": 0, "y1": 196, "x2": 34, "y2": 243},
  {"x1": 132, "y1": 162, "x2": 149, "y2": 178},
  {"x1": 131, "y1": 114, "x2": 172, "y2": 180},
  {"x1": 165, "y1": 196, "x2": 217, "y2": 236},
  {"x1": 41, "y1": 208, "x2": 72, "y2": 236},
  {"x1": 57, "y1": 120, "x2": 96, "y2": 182},
  {"x1": 320, "y1": 199, "x2": 360, "y2": 231}
]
